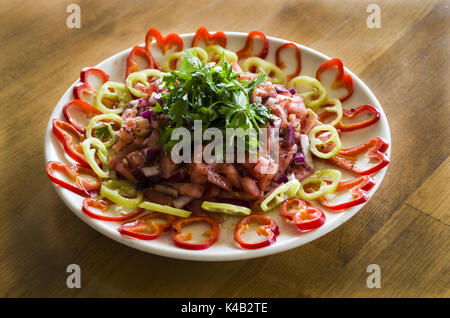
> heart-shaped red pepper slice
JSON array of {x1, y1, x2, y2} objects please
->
[
  {"x1": 191, "y1": 26, "x2": 227, "y2": 47},
  {"x1": 275, "y1": 42, "x2": 301, "y2": 82},
  {"x1": 73, "y1": 67, "x2": 110, "y2": 105},
  {"x1": 316, "y1": 58, "x2": 354, "y2": 102},
  {"x1": 236, "y1": 30, "x2": 269, "y2": 60}
]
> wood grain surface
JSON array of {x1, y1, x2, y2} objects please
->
[{"x1": 1, "y1": 0, "x2": 449, "y2": 297}]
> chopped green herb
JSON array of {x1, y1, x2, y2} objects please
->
[{"x1": 155, "y1": 50, "x2": 270, "y2": 153}]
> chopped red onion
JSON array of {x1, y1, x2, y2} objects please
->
[
  {"x1": 274, "y1": 84, "x2": 288, "y2": 93},
  {"x1": 137, "y1": 98, "x2": 150, "y2": 107},
  {"x1": 127, "y1": 99, "x2": 140, "y2": 107},
  {"x1": 154, "y1": 184, "x2": 179, "y2": 198},
  {"x1": 285, "y1": 122, "x2": 294, "y2": 147},
  {"x1": 289, "y1": 88, "x2": 296, "y2": 95},
  {"x1": 276, "y1": 174, "x2": 288, "y2": 183},
  {"x1": 167, "y1": 170, "x2": 184, "y2": 183},
  {"x1": 149, "y1": 92, "x2": 162, "y2": 104},
  {"x1": 141, "y1": 109, "x2": 153, "y2": 120},
  {"x1": 293, "y1": 151, "x2": 305, "y2": 165},
  {"x1": 144, "y1": 148, "x2": 157, "y2": 162}
]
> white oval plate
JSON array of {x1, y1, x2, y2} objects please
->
[{"x1": 44, "y1": 32, "x2": 391, "y2": 261}]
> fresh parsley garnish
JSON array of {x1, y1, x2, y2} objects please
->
[
  {"x1": 94, "y1": 123, "x2": 112, "y2": 141},
  {"x1": 155, "y1": 50, "x2": 270, "y2": 153}
]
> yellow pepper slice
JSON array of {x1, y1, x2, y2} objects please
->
[
  {"x1": 204, "y1": 45, "x2": 238, "y2": 64},
  {"x1": 94, "y1": 81, "x2": 132, "y2": 114},
  {"x1": 201, "y1": 201, "x2": 251, "y2": 216},
  {"x1": 241, "y1": 57, "x2": 286, "y2": 84},
  {"x1": 260, "y1": 179, "x2": 300, "y2": 212},
  {"x1": 86, "y1": 114, "x2": 123, "y2": 148},
  {"x1": 100, "y1": 180, "x2": 143, "y2": 208},
  {"x1": 125, "y1": 69, "x2": 167, "y2": 98},
  {"x1": 309, "y1": 124, "x2": 342, "y2": 159},
  {"x1": 297, "y1": 169, "x2": 341, "y2": 201},
  {"x1": 288, "y1": 75, "x2": 328, "y2": 111},
  {"x1": 316, "y1": 98, "x2": 343, "y2": 127},
  {"x1": 162, "y1": 47, "x2": 208, "y2": 72},
  {"x1": 81, "y1": 137, "x2": 110, "y2": 178},
  {"x1": 139, "y1": 201, "x2": 191, "y2": 218}
]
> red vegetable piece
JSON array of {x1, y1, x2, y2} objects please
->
[
  {"x1": 172, "y1": 216, "x2": 220, "y2": 250},
  {"x1": 46, "y1": 161, "x2": 102, "y2": 197},
  {"x1": 275, "y1": 43, "x2": 301, "y2": 82},
  {"x1": 73, "y1": 67, "x2": 110, "y2": 104},
  {"x1": 236, "y1": 31, "x2": 269, "y2": 60},
  {"x1": 328, "y1": 137, "x2": 390, "y2": 175},
  {"x1": 316, "y1": 58, "x2": 354, "y2": 102},
  {"x1": 281, "y1": 199, "x2": 326, "y2": 231},
  {"x1": 125, "y1": 46, "x2": 155, "y2": 78},
  {"x1": 118, "y1": 212, "x2": 176, "y2": 240},
  {"x1": 52, "y1": 119, "x2": 89, "y2": 166},
  {"x1": 191, "y1": 26, "x2": 227, "y2": 48},
  {"x1": 336, "y1": 105, "x2": 380, "y2": 131},
  {"x1": 234, "y1": 214, "x2": 279, "y2": 249},
  {"x1": 82, "y1": 198, "x2": 144, "y2": 222},
  {"x1": 318, "y1": 176, "x2": 376, "y2": 211},
  {"x1": 62, "y1": 99, "x2": 102, "y2": 133}
]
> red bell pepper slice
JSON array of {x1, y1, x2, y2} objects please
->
[
  {"x1": 118, "y1": 212, "x2": 176, "y2": 240},
  {"x1": 234, "y1": 214, "x2": 279, "y2": 249},
  {"x1": 52, "y1": 119, "x2": 89, "y2": 166},
  {"x1": 125, "y1": 46, "x2": 155, "y2": 78},
  {"x1": 73, "y1": 67, "x2": 110, "y2": 104},
  {"x1": 316, "y1": 58, "x2": 353, "y2": 102},
  {"x1": 281, "y1": 199, "x2": 326, "y2": 231},
  {"x1": 318, "y1": 176, "x2": 376, "y2": 211},
  {"x1": 319, "y1": 104, "x2": 380, "y2": 132},
  {"x1": 328, "y1": 137, "x2": 390, "y2": 175},
  {"x1": 172, "y1": 216, "x2": 220, "y2": 250},
  {"x1": 46, "y1": 161, "x2": 102, "y2": 197},
  {"x1": 275, "y1": 43, "x2": 301, "y2": 82},
  {"x1": 191, "y1": 26, "x2": 227, "y2": 48},
  {"x1": 145, "y1": 27, "x2": 184, "y2": 55},
  {"x1": 62, "y1": 99, "x2": 102, "y2": 133},
  {"x1": 82, "y1": 198, "x2": 144, "y2": 222},
  {"x1": 236, "y1": 31, "x2": 269, "y2": 60}
]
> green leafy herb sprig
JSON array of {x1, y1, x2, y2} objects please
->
[{"x1": 153, "y1": 50, "x2": 270, "y2": 153}]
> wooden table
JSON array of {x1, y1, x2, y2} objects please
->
[{"x1": 1, "y1": 0, "x2": 448, "y2": 297}]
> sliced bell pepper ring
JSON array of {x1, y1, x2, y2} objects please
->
[
  {"x1": 118, "y1": 212, "x2": 177, "y2": 240},
  {"x1": 172, "y1": 216, "x2": 220, "y2": 250},
  {"x1": 62, "y1": 99, "x2": 103, "y2": 133},
  {"x1": 139, "y1": 201, "x2": 191, "y2": 218},
  {"x1": 162, "y1": 47, "x2": 208, "y2": 72},
  {"x1": 288, "y1": 75, "x2": 328, "y2": 111},
  {"x1": 46, "y1": 161, "x2": 102, "y2": 197},
  {"x1": 281, "y1": 199, "x2": 326, "y2": 231},
  {"x1": 204, "y1": 45, "x2": 238, "y2": 64},
  {"x1": 201, "y1": 201, "x2": 251, "y2": 216},
  {"x1": 52, "y1": 119, "x2": 89, "y2": 166},
  {"x1": 145, "y1": 27, "x2": 184, "y2": 58},
  {"x1": 125, "y1": 68, "x2": 166, "y2": 98},
  {"x1": 316, "y1": 58, "x2": 354, "y2": 102},
  {"x1": 334, "y1": 104, "x2": 381, "y2": 132},
  {"x1": 191, "y1": 26, "x2": 227, "y2": 47},
  {"x1": 94, "y1": 81, "x2": 132, "y2": 114},
  {"x1": 234, "y1": 214, "x2": 279, "y2": 249},
  {"x1": 236, "y1": 31, "x2": 269, "y2": 60},
  {"x1": 260, "y1": 179, "x2": 300, "y2": 212},
  {"x1": 297, "y1": 169, "x2": 342, "y2": 201},
  {"x1": 82, "y1": 198, "x2": 144, "y2": 222},
  {"x1": 315, "y1": 98, "x2": 343, "y2": 127},
  {"x1": 309, "y1": 124, "x2": 342, "y2": 159},
  {"x1": 125, "y1": 46, "x2": 155, "y2": 78},
  {"x1": 241, "y1": 57, "x2": 286, "y2": 85},
  {"x1": 318, "y1": 176, "x2": 376, "y2": 211},
  {"x1": 275, "y1": 43, "x2": 301, "y2": 82},
  {"x1": 73, "y1": 67, "x2": 110, "y2": 104},
  {"x1": 86, "y1": 114, "x2": 123, "y2": 148},
  {"x1": 81, "y1": 137, "x2": 110, "y2": 178},
  {"x1": 100, "y1": 180, "x2": 143, "y2": 208},
  {"x1": 328, "y1": 137, "x2": 390, "y2": 176}
]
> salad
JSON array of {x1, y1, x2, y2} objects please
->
[{"x1": 46, "y1": 27, "x2": 390, "y2": 251}]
